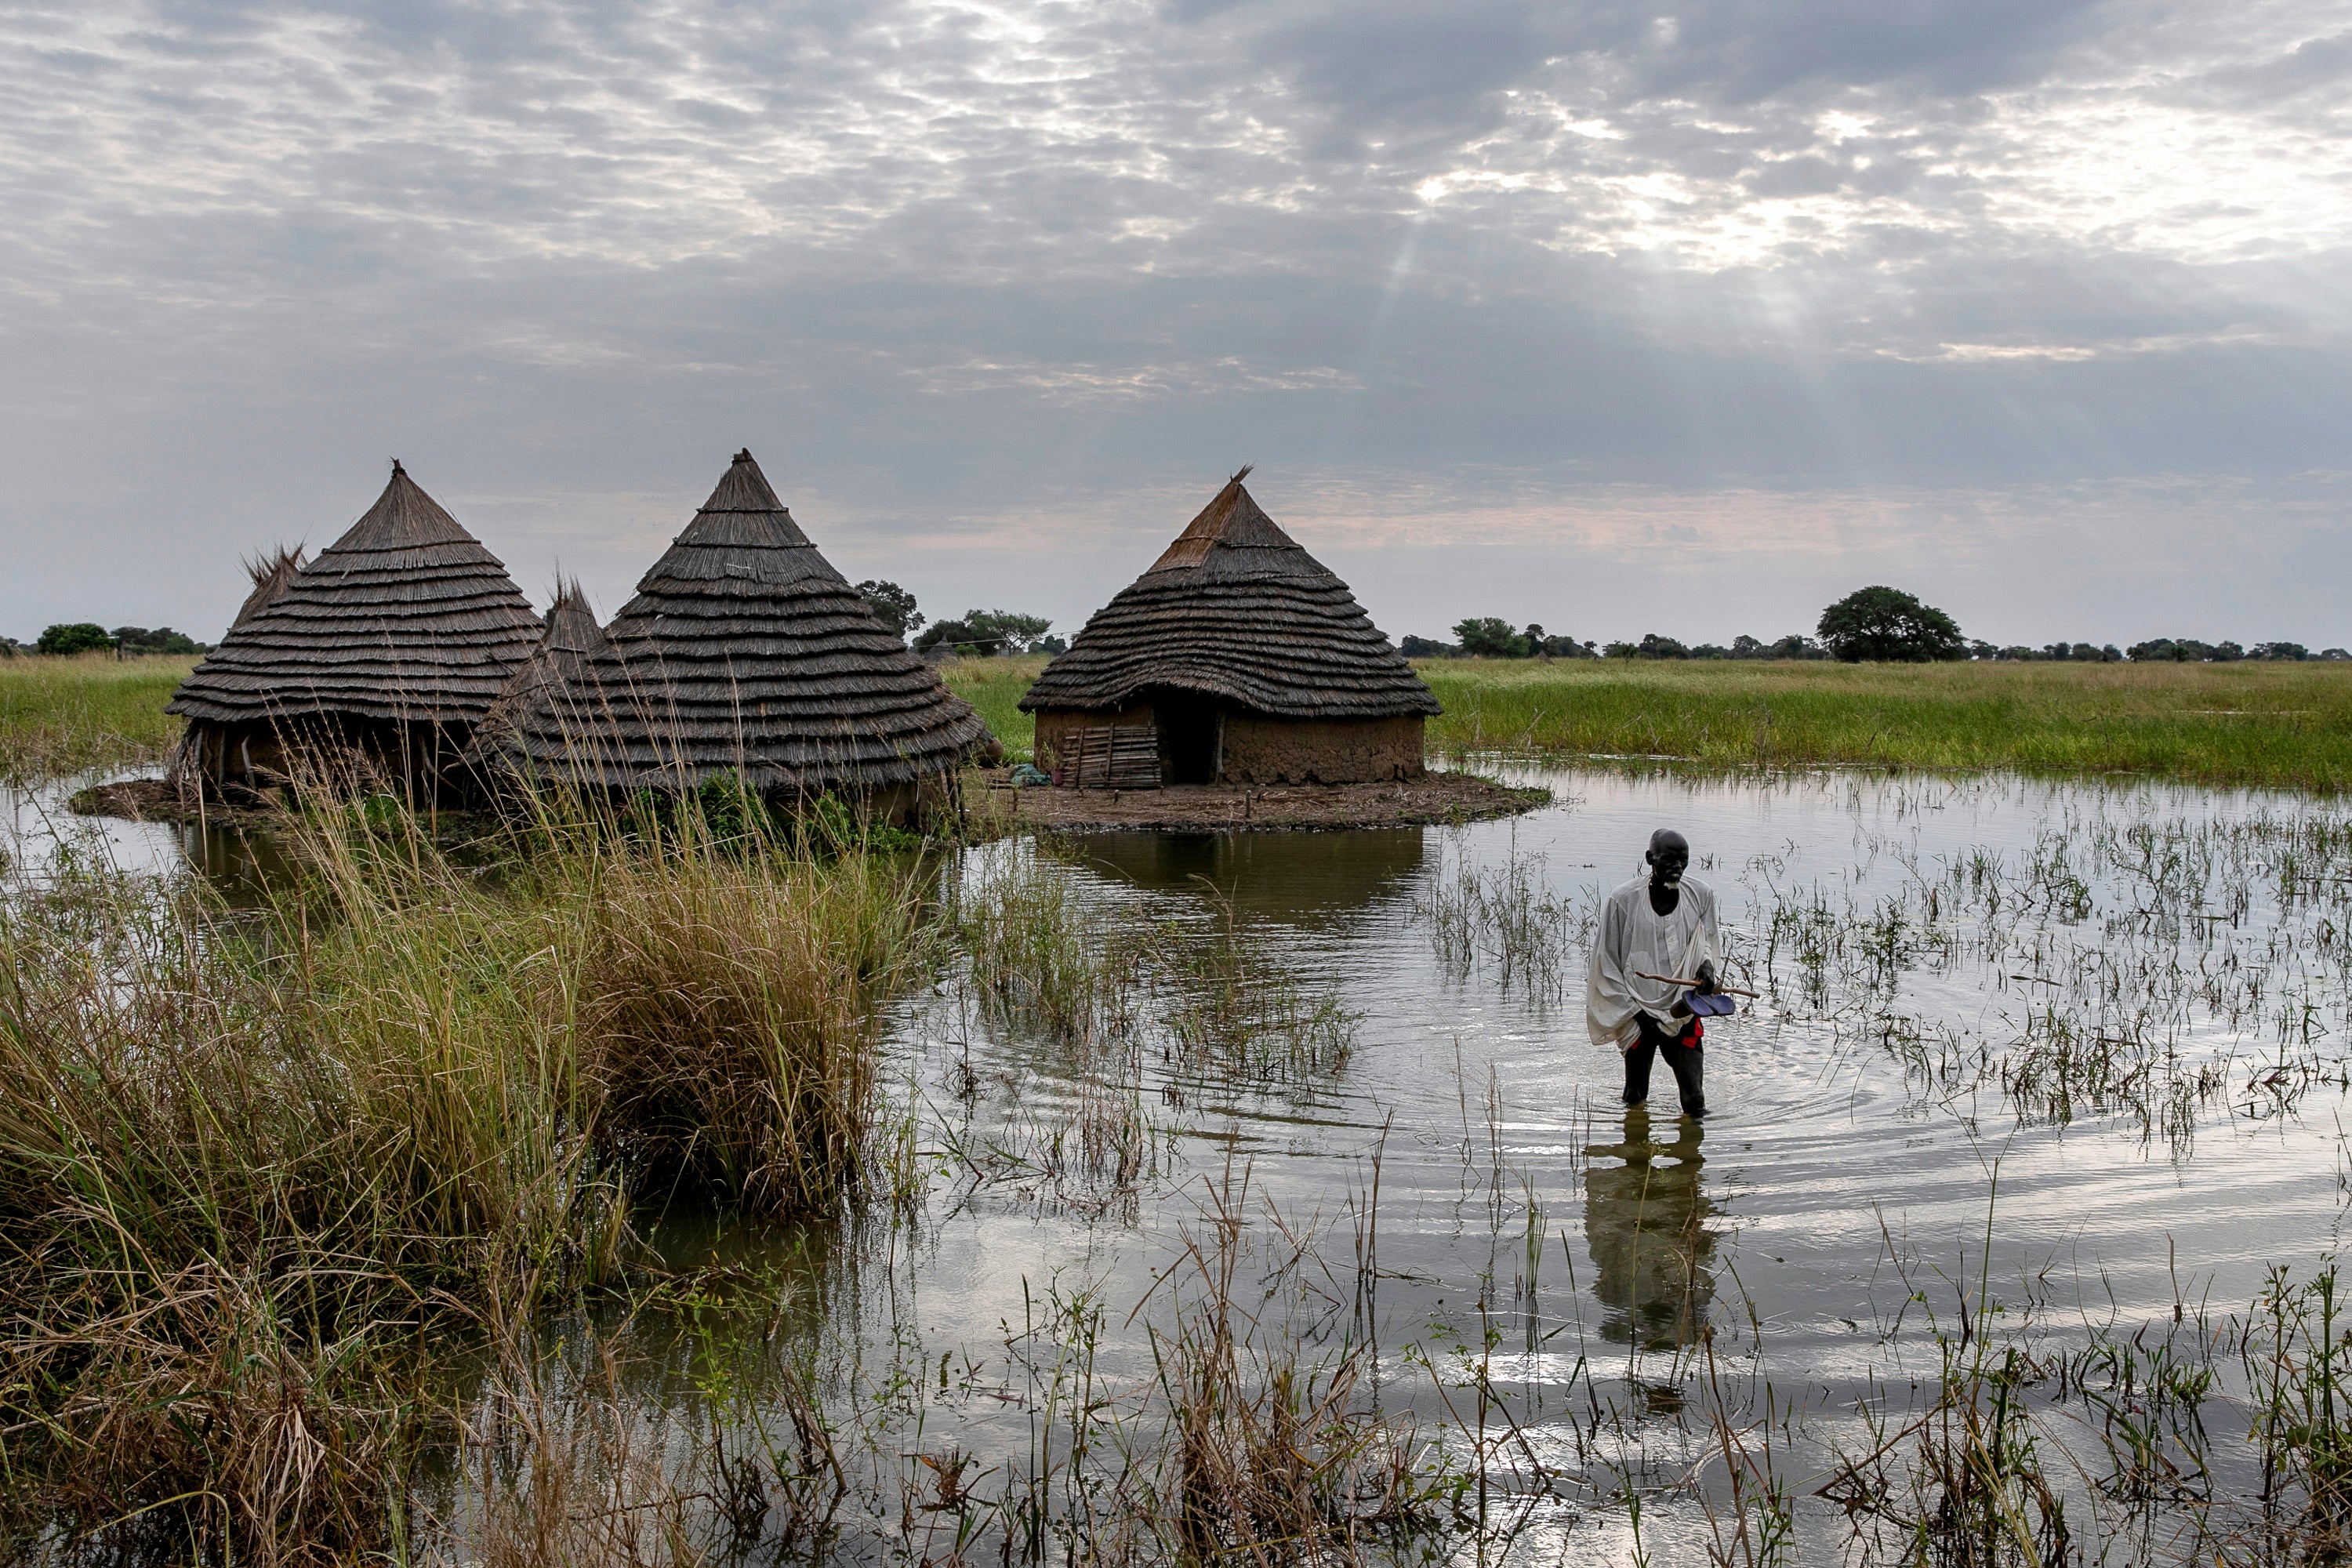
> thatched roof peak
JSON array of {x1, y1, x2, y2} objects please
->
[
  {"x1": 495, "y1": 449, "x2": 994, "y2": 793},
  {"x1": 470, "y1": 579, "x2": 614, "y2": 766},
  {"x1": 336, "y1": 463, "x2": 477, "y2": 552},
  {"x1": 646, "y1": 448, "x2": 833, "y2": 586},
  {"x1": 232, "y1": 543, "x2": 307, "y2": 630},
  {"x1": 542, "y1": 578, "x2": 604, "y2": 651},
  {"x1": 166, "y1": 464, "x2": 542, "y2": 729},
  {"x1": 683, "y1": 448, "x2": 801, "y2": 521},
  {"x1": 1146, "y1": 470, "x2": 1326, "y2": 579}
]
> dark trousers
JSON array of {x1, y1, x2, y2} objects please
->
[{"x1": 1624, "y1": 1014, "x2": 1706, "y2": 1116}]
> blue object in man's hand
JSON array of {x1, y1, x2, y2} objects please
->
[{"x1": 1686, "y1": 990, "x2": 1737, "y2": 1018}]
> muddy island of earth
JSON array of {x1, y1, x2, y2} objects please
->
[{"x1": 988, "y1": 768, "x2": 1545, "y2": 833}]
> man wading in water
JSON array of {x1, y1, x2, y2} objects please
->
[{"x1": 1587, "y1": 829, "x2": 1720, "y2": 1117}]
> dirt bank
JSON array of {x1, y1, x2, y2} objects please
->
[
  {"x1": 985, "y1": 768, "x2": 1546, "y2": 833},
  {"x1": 67, "y1": 777, "x2": 214, "y2": 822}
]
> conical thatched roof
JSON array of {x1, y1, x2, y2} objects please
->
[
  {"x1": 1019, "y1": 470, "x2": 1439, "y2": 720},
  {"x1": 168, "y1": 464, "x2": 542, "y2": 728},
  {"x1": 471, "y1": 579, "x2": 615, "y2": 766},
  {"x1": 515, "y1": 450, "x2": 992, "y2": 792}
]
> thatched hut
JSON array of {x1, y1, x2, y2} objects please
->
[
  {"x1": 499, "y1": 449, "x2": 994, "y2": 815},
  {"x1": 166, "y1": 463, "x2": 542, "y2": 797},
  {"x1": 466, "y1": 579, "x2": 615, "y2": 779},
  {"x1": 1020, "y1": 469, "x2": 1439, "y2": 786}
]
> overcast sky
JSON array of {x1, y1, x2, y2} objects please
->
[{"x1": 3, "y1": 0, "x2": 2348, "y2": 649}]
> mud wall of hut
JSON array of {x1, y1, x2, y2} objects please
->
[
  {"x1": 1033, "y1": 704, "x2": 1424, "y2": 786},
  {"x1": 1218, "y1": 712, "x2": 1424, "y2": 784}
]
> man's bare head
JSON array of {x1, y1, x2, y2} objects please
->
[{"x1": 1646, "y1": 829, "x2": 1690, "y2": 887}]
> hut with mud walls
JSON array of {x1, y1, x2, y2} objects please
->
[
  {"x1": 165, "y1": 463, "x2": 543, "y2": 800},
  {"x1": 495, "y1": 449, "x2": 994, "y2": 820},
  {"x1": 1019, "y1": 469, "x2": 1439, "y2": 786}
]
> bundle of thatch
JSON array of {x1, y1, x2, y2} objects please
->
[
  {"x1": 166, "y1": 463, "x2": 542, "y2": 795},
  {"x1": 467, "y1": 579, "x2": 615, "y2": 775},
  {"x1": 503, "y1": 450, "x2": 993, "y2": 808},
  {"x1": 233, "y1": 544, "x2": 307, "y2": 628},
  {"x1": 1019, "y1": 468, "x2": 1438, "y2": 785}
]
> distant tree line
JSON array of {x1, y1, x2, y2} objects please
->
[
  {"x1": 14, "y1": 585, "x2": 1075, "y2": 661},
  {"x1": 1408, "y1": 587, "x2": 2347, "y2": 664},
  {"x1": 20, "y1": 581, "x2": 2343, "y2": 669},
  {"x1": 1406, "y1": 621, "x2": 1833, "y2": 661},
  {"x1": 6, "y1": 623, "x2": 210, "y2": 656}
]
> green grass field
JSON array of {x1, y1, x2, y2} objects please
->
[
  {"x1": 1415, "y1": 658, "x2": 2352, "y2": 792},
  {"x1": 10, "y1": 652, "x2": 2352, "y2": 793},
  {"x1": 0, "y1": 654, "x2": 194, "y2": 785},
  {"x1": 941, "y1": 654, "x2": 1051, "y2": 763}
]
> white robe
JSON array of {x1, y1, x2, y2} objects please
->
[{"x1": 1586, "y1": 873, "x2": 1719, "y2": 1053}]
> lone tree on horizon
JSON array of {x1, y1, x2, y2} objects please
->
[
  {"x1": 855, "y1": 579, "x2": 924, "y2": 641},
  {"x1": 1817, "y1": 586, "x2": 1967, "y2": 662},
  {"x1": 35, "y1": 623, "x2": 114, "y2": 656}
]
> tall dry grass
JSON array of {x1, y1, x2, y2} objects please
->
[
  {"x1": 580, "y1": 829, "x2": 924, "y2": 1214},
  {"x1": 0, "y1": 789, "x2": 923, "y2": 1555}
]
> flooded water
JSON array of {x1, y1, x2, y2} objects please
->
[
  {"x1": 15, "y1": 762, "x2": 2352, "y2": 1561},
  {"x1": 876, "y1": 764, "x2": 2352, "y2": 1562},
  {"x1": 2, "y1": 770, "x2": 297, "y2": 898}
]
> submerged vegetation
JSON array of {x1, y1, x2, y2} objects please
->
[{"x1": 0, "y1": 791, "x2": 1393, "y2": 1557}]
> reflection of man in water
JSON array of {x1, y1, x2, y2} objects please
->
[
  {"x1": 1586, "y1": 828, "x2": 1719, "y2": 1117},
  {"x1": 1583, "y1": 1106, "x2": 1719, "y2": 1352}
]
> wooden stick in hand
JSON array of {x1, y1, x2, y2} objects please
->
[{"x1": 1635, "y1": 969, "x2": 1759, "y2": 999}]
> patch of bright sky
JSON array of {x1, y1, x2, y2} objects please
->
[{"x1": 9, "y1": 0, "x2": 2347, "y2": 282}]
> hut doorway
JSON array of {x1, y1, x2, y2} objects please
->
[{"x1": 1154, "y1": 694, "x2": 1223, "y2": 784}]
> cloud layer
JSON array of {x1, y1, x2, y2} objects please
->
[{"x1": 2, "y1": 0, "x2": 2347, "y2": 647}]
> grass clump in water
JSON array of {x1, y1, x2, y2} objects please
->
[
  {"x1": 581, "y1": 827, "x2": 922, "y2": 1214},
  {"x1": 0, "y1": 788, "x2": 922, "y2": 1553},
  {"x1": 2247, "y1": 1262, "x2": 2352, "y2": 1555},
  {"x1": 1160, "y1": 886, "x2": 1361, "y2": 1080},
  {"x1": 947, "y1": 852, "x2": 1358, "y2": 1086},
  {"x1": 951, "y1": 846, "x2": 1146, "y2": 1057}
]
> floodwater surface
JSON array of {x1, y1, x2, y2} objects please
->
[
  {"x1": 15, "y1": 764, "x2": 2350, "y2": 1562},
  {"x1": 880, "y1": 765, "x2": 2352, "y2": 1562}
]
